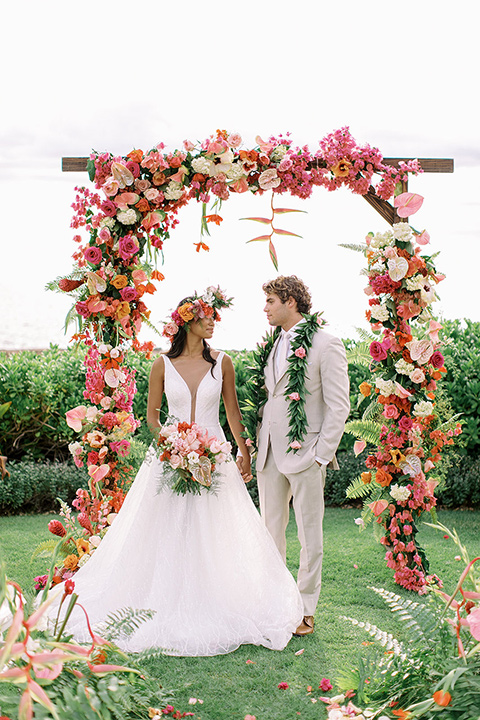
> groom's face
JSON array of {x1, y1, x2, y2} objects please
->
[{"x1": 264, "y1": 293, "x2": 293, "y2": 328}]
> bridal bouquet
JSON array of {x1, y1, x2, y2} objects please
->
[{"x1": 154, "y1": 418, "x2": 232, "y2": 495}]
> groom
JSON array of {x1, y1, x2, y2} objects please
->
[{"x1": 256, "y1": 276, "x2": 350, "y2": 636}]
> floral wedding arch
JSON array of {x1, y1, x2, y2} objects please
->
[{"x1": 50, "y1": 127, "x2": 460, "y2": 593}]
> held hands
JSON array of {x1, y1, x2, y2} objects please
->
[{"x1": 236, "y1": 455, "x2": 253, "y2": 484}]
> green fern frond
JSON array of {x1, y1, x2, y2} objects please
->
[
  {"x1": 341, "y1": 616, "x2": 406, "y2": 656},
  {"x1": 140, "y1": 315, "x2": 163, "y2": 338},
  {"x1": 346, "y1": 342, "x2": 372, "y2": 368},
  {"x1": 338, "y1": 243, "x2": 368, "y2": 253},
  {"x1": 354, "y1": 326, "x2": 378, "y2": 344},
  {"x1": 100, "y1": 607, "x2": 156, "y2": 641},
  {"x1": 362, "y1": 399, "x2": 383, "y2": 423},
  {"x1": 370, "y1": 587, "x2": 438, "y2": 647},
  {"x1": 345, "y1": 419, "x2": 381, "y2": 445},
  {"x1": 345, "y1": 476, "x2": 375, "y2": 500}
]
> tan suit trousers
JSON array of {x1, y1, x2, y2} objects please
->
[{"x1": 258, "y1": 447, "x2": 326, "y2": 616}]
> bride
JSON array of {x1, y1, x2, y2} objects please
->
[{"x1": 56, "y1": 286, "x2": 303, "y2": 656}]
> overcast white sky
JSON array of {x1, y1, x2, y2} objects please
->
[{"x1": 1, "y1": 0, "x2": 479, "y2": 351}]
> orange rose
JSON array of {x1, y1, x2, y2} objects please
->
[
  {"x1": 115, "y1": 301, "x2": 131, "y2": 320},
  {"x1": 152, "y1": 171, "x2": 167, "y2": 185},
  {"x1": 177, "y1": 302, "x2": 194, "y2": 322},
  {"x1": 375, "y1": 468, "x2": 393, "y2": 487},
  {"x1": 361, "y1": 472, "x2": 372, "y2": 484},
  {"x1": 63, "y1": 554, "x2": 79, "y2": 570},
  {"x1": 359, "y1": 381, "x2": 372, "y2": 397},
  {"x1": 111, "y1": 275, "x2": 129, "y2": 290},
  {"x1": 136, "y1": 197, "x2": 151, "y2": 213},
  {"x1": 127, "y1": 149, "x2": 143, "y2": 163}
]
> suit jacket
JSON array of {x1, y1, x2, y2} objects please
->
[{"x1": 256, "y1": 327, "x2": 350, "y2": 475}]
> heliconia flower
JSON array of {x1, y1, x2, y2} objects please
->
[{"x1": 65, "y1": 405, "x2": 87, "y2": 432}]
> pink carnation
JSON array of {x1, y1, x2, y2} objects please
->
[{"x1": 294, "y1": 347, "x2": 306, "y2": 358}]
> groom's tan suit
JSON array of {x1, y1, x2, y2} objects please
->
[{"x1": 256, "y1": 325, "x2": 350, "y2": 615}]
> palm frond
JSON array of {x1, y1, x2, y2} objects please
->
[{"x1": 344, "y1": 419, "x2": 381, "y2": 445}]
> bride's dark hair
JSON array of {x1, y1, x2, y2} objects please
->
[{"x1": 165, "y1": 297, "x2": 217, "y2": 372}]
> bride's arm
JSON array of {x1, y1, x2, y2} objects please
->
[
  {"x1": 221, "y1": 354, "x2": 252, "y2": 482},
  {"x1": 146, "y1": 355, "x2": 165, "y2": 432}
]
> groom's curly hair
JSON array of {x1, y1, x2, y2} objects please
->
[{"x1": 262, "y1": 275, "x2": 312, "y2": 314}]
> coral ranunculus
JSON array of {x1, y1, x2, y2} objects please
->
[{"x1": 375, "y1": 468, "x2": 393, "y2": 487}]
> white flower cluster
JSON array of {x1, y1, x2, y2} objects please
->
[
  {"x1": 270, "y1": 144, "x2": 288, "y2": 162},
  {"x1": 392, "y1": 222, "x2": 413, "y2": 242},
  {"x1": 116, "y1": 208, "x2": 137, "y2": 225},
  {"x1": 395, "y1": 359, "x2": 415, "y2": 375},
  {"x1": 413, "y1": 400, "x2": 434, "y2": 417},
  {"x1": 191, "y1": 156, "x2": 213, "y2": 175},
  {"x1": 370, "y1": 304, "x2": 390, "y2": 322},
  {"x1": 164, "y1": 181, "x2": 184, "y2": 200},
  {"x1": 226, "y1": 162, "x2": 246, "y2": 181},
  {"x1": 375, "y1": 377, "x2": 397, "y2": 396},
  {"x1": 370, "y1": 230, "x2": 394, "y2": 248},
  {"x1": 370, "y1": 260, "x2": 386, "y2": 274},
  {"x1": 100, "y1": 216, "x2": 116, "y2": 229},
  {"x1": 405, "y1": 274, "x2": 425, "y2": 291},
  {"x1": 389, "y1": 484, "x2": 412, "y2": 502}
]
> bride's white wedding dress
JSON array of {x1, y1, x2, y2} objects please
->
[{"x1": 56, "y1": 352, "x2": 303, "y2": 656}]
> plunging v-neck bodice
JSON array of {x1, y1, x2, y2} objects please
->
[{"x1": 163, "y1": 353, "x2": 224, "y2": 430}]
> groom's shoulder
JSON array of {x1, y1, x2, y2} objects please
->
[{"x1": 311, "y1": 326, "x2": 345, "y2": 351}]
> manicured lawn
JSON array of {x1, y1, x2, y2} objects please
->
[{"x1": 1, "y1": 507, "x2": 479, "y2": 720}]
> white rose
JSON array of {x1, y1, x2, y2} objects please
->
[
  {"x1": 100, "y1": 217, "x2": 116, "y2": 229},
  {"x1": 413, "y1": 400, "x2": 434, "y2": 417},
  {"x1": 389, "y1": 484, "x2": 411, "y2": 502},
  {"x1": 375, "y1": 377, "x2": 396, "y2": 396}
]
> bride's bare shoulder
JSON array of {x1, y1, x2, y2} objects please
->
[{"x1": 150, "y1": 354, "x2": 166, "y2": 375}]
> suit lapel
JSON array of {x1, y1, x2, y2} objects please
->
[{"x1": 265, "y1": 336, "x2": 280, "y2": 392}]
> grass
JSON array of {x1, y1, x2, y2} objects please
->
[{"x1": 1, "y1": 507, "x2": 479, "y2": 720}]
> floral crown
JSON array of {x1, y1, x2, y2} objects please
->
[{"x1": 162, "y1": 286, "x2": 233, "y2": 341}]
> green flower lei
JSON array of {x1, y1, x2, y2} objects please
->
[{"x1": 242, "y1": 313, "x2": 324, "y2": 454}]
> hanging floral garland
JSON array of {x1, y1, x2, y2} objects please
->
[
  {"x1": 48, "y1": 127, "x2": 431, "y2": 579},
  {"x1": 344, "y1": 217, "x2": 462, "y2": 593}
]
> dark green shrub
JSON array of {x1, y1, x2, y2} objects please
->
[
  {"x1": 0, "y1": 461, "x2": 89, "y2": 514},
  {"x1": 436, "y1": 453, "x2": 480, "y2": 508},
  {"x1": 441, "y1": 319, "x2": 480, "y2": 455},
  {"x1": 0, "y1": 346, "x2": 86, "y2": 461}
]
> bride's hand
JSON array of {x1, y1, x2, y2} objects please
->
[{"x1": 236, "y1": 455, "x2": 253, "y2": 484}]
